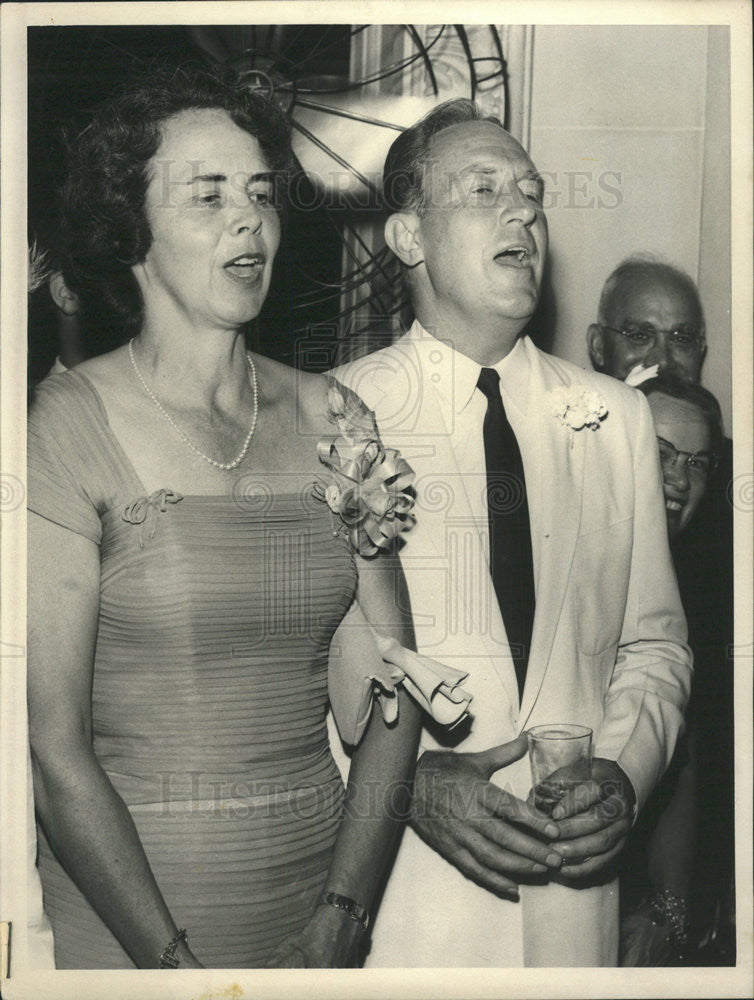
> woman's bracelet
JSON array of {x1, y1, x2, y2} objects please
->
[
  {"x1": 159, "y1": 928, "x2": 188, "y2": 968},
  {"x1": 318, "y1": 891, "x2": 370, "y2": 931},
  {"x1": 644, "y1": 890, "x2": 691, "y2": 949}
]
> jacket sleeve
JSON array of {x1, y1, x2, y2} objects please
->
[{"x1": 593, "y1": 390, "x2": 693, "y2": 813}]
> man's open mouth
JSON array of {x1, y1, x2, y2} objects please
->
[{"x1": 494, "y1": 246, "x2": 532, "y2": 266}]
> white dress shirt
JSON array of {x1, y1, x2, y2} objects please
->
[{"x1": 407, "y1": 322, "x2": 543, "y2": 590}]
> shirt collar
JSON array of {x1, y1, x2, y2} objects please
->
[
  {"x1": 409, "y1": 319, "x2": 531, "y2": 416},
  {"x1": 493, "y1": 335, "x2": 530, "y2": 416}
]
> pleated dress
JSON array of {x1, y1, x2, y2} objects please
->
[{"x1": 28, "y1": 370, "x2": 358, "y2": 968}]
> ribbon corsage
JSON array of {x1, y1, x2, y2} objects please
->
[
  {"x1": 315, "y1": 383, "x2": 416, "y2": 556},
  {"x1": 328, "y1": 602, "x2": 473, "y2": 746}
]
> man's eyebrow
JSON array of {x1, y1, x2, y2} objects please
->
[
  {"x1": 185, "y1": 172, "x2": 276, "y2": 184},
  {"x1": 457, "y1": 164, "x2": 544, "y2": 185},
  {"x1": 520, "y1": 170, "x2": 545, "y2": 185},
  {"x1": 624, "y1": 318, "x2": 701, "y2": 330},
  {"x1": 459, "y1": 164, "x2": 498, "y2": 175}
]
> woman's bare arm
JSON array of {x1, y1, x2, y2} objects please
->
[
  {"x1": 28, "y1": 512, "x2": 202, "y2": 968},
  {"x1": 270, "y1": 548, "x2": 422, "y2": 967}
]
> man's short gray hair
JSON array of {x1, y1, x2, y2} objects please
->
[{"x1": 597, "y1": 254, "x2": 705, "y2": 332}]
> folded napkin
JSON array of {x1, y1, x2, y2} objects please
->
[{"x1": 328, "y1": 601, "x2": 473, "y2": 746}]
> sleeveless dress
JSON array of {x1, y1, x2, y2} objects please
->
[{"x1": 28, "y1": 370, "x2": 360, "y2": 969}]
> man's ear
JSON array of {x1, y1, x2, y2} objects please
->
[
  {"x1": 586, "y1": 323, "x2": 605, "y2": 369},
  {"x1": 384, "y1": 212, "x2": 424, "y2": 269},
  {"x1": 49, "y1": 272, "x2": 80, "y2": 316}
]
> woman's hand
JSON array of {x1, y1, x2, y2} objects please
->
[
  {"x1": 620, "y1": 906, "x2": 674, "y2": 966},
  {"x1": 265, "y1": 904, "x2": 366, "y2": 968}
]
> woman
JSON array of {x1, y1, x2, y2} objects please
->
[
  {"x1": 641, "y1": 375, "x2": 723, "y2": 543},
  {"x1": 27, "y1": 64, "x2": 437, "y2": 970},
  {"x1": 620, "y1": 373, "x2": 724, "y2": 965}
]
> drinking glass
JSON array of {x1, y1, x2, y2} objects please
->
[{"x1": 527, "y1": 724, "x2": 593, "y2": 815}]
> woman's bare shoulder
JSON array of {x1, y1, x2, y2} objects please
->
[
  {"x1": 73, "y1": 345, "x2": 132, "y2": 393},
  {"x1": 254, "y1": 355, "x2": 332, "y2": 432}
]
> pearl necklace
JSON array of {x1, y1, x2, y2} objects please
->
[{"x1": 128, "y1": 338, "x2": 259, "y2": 471}]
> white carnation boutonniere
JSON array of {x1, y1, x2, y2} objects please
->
[{"x1": 549, "y1": 384, "x2": 608, "y2": 446}]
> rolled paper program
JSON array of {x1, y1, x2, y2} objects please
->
[{"x1": 624, "y1": 362, "x2": 660, "y2": 387}]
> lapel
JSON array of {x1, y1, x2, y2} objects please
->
[
  {"x1": 518, "y1": 340, "x2": 587, "y2": 728},
  {"x1": 368, "y1": 329, "x2": 480, "y2": 564}
]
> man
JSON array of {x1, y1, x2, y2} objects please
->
[
  {"x1": 333, "y1": 100, "x2": 692, "y2": 967},
  {"x1": 586, "y1": 258, "x2": 707, "y2": 384},
  {"x1": 587, "y1": 257, "x2": 735, "y2": 958}
]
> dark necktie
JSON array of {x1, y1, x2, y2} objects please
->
[{"x1": 476, "y1": 367, "x2": 535, "y2": 699}]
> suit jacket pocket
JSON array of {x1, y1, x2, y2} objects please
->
[{"x1": 572, "y1": 517, "x2": 633, "y2": 656}]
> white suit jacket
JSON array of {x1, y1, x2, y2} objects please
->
[{"x1": 332, "y1": 324, "x2": 691, "y2": 967}]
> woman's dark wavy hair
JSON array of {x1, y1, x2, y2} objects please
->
[
  {"x1": 57, "y1": 62, "x2": 292, "y2": 337},
  {"x1": 638, "y1": 373, "x2": 725, "y2": 471}
]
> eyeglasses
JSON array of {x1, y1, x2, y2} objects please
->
[
  {"x1": 600, "y1": 324, "x2": 705, "y2": 352},
  {"x1": 656, "y1": 436, "x2": 716, "y2": 479}
]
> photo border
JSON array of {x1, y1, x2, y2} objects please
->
[{"x1": 2, "y1": 2, "x2": 751, "y2": 998}]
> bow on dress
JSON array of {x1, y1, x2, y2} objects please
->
[{"x1": 122, "y1": 489, "x2": 184, "y2": 547}]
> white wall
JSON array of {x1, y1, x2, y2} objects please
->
[
  {"x1": 697, "y1": 26, "x2": 732, "y2": 435},
  {"x1": 528, "y1": 25, "x2": 731, "y2": 433}
]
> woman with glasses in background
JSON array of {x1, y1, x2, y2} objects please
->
[{"x1": 620, "y1": 372, "x2": 726, "y2": 966}]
